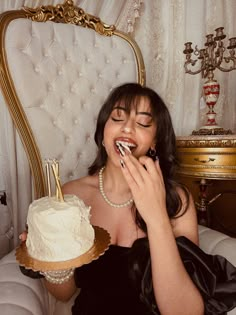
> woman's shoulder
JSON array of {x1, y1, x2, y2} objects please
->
[
  {"x1": 175, "y1": 184, "x2": 191, "y2": 205},
  {"x1": 62, "y1": 173, "x2": 98, "y2": 195}
]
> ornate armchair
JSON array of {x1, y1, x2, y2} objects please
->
[{"x1": 0, "y1": 1, "x2": 235, "y2": 314}]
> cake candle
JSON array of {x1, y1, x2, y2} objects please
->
[
  {"x1": 51, "y1": 161, "x2": 64, "y2": 202},
  {"x1": 45, "y1": 160, "x2": 51, "y2": 197}
]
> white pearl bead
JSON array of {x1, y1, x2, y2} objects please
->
[{"x1": 98, "y1": 167, "x2": 133, "y2": 208}]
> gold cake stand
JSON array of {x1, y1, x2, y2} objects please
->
[{"x1": 16, "y1": 226, "x2": 111, "y2": 271}]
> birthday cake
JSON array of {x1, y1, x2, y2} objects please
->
[{"x1": 26, "y1": 194, "x2": 95, "y2": 262}]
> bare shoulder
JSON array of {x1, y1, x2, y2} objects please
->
[
  {"x1": 62, "y1": 174, "x2": 98, "y2": 198},
  {"x1": 171, "y1": 185, "x2": 199, "y2": 245}
]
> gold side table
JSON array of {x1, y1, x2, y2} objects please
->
[{"x1": 176, "y1": 135, "x2": 236, "y2": 226}]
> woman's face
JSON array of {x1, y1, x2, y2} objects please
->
[{"x1": 103, "y1": 96, "x2": 157, "y2": 165}]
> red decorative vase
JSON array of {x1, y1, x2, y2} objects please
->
[{"x1": 202, "y1": 78, "x2": 220, "y2": 128}]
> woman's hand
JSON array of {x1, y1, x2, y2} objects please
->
[
  {"x1": 19, "y1": 231, "x2": 28, "y2": 242},
  {"x1": 120, "y1": 153, "x2": 167, "y2": 225}
]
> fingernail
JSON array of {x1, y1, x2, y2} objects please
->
[
  {"x1": 19, "y1": 234, "x2": 22, "y2": 240},
  {"x1": 120, "y1": 159, "x2": 125, "y2": 168},
  {"x1": 117, "y1": 144, "x2": 125, "y2": 157},
  {"x1": 155, "y1": 155, "x2": 159, "y2": 161},
  {"x1": 123, "y1": 145, "x2": 131, "y2": 154}
]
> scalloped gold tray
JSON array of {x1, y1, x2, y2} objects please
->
[{"x1": 15, "y1": 226, "x2": 111, "y2": 271}]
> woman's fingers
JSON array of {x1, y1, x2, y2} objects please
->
[
  {"x1": 19, "y1": 231, "x2": 28, "y2": 241},
  {"x1": 121, "y1": 153, "x2": 161, "y2": 188},
  {"x1": 139, "y1": 155, "x2": 165, "y2": 185}
]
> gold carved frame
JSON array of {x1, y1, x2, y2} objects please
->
[{"x1": 0, "y1": 0, "x2": 146, "y2": 199}]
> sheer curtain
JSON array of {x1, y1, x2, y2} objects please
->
[
  {"x1": 134, "y1": 0, "x2": 236, "y2": 135},
  {"x1": 0, "y1": 0, "x2": 235, "y2": 254}
]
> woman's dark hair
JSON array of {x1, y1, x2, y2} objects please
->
[{"x1": 89, "y1": 83, "x2": 189, "y2": 224}]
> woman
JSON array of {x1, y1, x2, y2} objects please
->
[
  {"x1": 21, "y1": 83, "x2": 236, "y2": 314},
  {"x1": 43, "y1": 83, "x2": 204, "y2": 314}
]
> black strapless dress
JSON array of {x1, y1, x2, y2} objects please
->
[
  {"x1": 72, "y1": 237, "x2": 236, "y2": 315},
  {"x1": 72, "y1": 245, "x2": 148, "y2": 315}
]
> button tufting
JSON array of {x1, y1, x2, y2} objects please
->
[
  {"x1": 86, "y1": 134, "x2": 91, "y2": 141},
  {"x1": 6, "y1": 18, "x2": 140, "y2": 192},
  {"x1": 43, "y1": 50, "x2": 49, "y2": 57},
  {"x1": 48, "y1": 84, "x2": 53, "y2": 91},
  {"x1": 58, "y1": 69, "x2": 63, "y2": 75},
  {"x1": 34, "y1": 66, "x2": 40, "y2": 73}
]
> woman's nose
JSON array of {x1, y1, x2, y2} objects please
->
[
  {"x1": 122, "y1": 121, "x2": 135, "y2": 133},
  {"x1": 122, "y1": 116, "x2": 135, "y2": 133},
  {"x1": 123, "y1": 126, "x2": 132, "y2": 133}
]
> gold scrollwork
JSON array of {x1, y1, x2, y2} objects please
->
[
  {"x1": 180, "y1": 163, "x2": 236, "y2": 170},
  {"x1": 177, "y1": 138, "x2": 236, "y2": 148},
  {"x1": 194, "y1": 157, "x2": 216, "y2": 163},
  {"x1": 23, "y1": 0, "x2": 116, "y2": 36}
]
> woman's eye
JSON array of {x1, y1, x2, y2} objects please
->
[
  {"x1": 137, "y1": 122, "x2": 152, "y2": 128},
  {"x1": 111, "y1": 117, "x2": 124, "y2": 122},
  {"x1": 136, "y1": 119, "x2": 152, "y2": 127}
]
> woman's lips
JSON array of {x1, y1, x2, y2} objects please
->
[{"x1": 115, "y1": 138, "x2": 137, "y2": 155}]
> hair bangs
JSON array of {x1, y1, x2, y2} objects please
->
[{"x1": 114, "y1": 93, "x2": 156, "y2": 120}]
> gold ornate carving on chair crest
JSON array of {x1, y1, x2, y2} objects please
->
[{"x1": 23, "y1": 0, "x2": 116, "y2": 36}]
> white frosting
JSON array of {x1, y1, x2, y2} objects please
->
[{"x1": 26, "y1": 195, "x2": 94, "y2": 262}]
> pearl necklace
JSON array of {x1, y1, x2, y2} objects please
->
[{"x1": 98, "y1": 167, "x2": 133, "y2": 208}]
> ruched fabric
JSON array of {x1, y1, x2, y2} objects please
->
[
  {"x1": 70, "y1": 237, "x2": 236, "y2": 315},
  {"x1": 177, "y1": 236, "x2": 236, "y2": 314}
]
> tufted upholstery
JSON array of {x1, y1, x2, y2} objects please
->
[
  {"x1": 0, "y1": 225, "x2": 235, "y2": 315},
  {"x1": 198, "y1": 225, "x2": 236, "y2": 267},
  {"x1": 0, "y1": 251, "x2": 49, "y2": 315},
  {"x1": 5, "y1": 19, "x2": 141, "y2": 187},
  {"x1": 0, "y1": 1, "x2": 145, "y2": 199}
]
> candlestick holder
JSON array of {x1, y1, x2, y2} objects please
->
[{"x1": 183, "y1": 27, "x2": 236, "y2": 135}]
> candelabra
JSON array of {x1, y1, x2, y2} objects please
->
[{"x1": 183, "y1": 27, "x2": 236, "y2": 135}]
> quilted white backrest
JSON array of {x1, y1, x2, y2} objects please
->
[{"x1": 0, "y1": 1, "x2": 145, "y2": 198}]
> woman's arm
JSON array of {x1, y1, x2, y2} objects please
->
[
  {"x1": 147, "y1": 203, "x2": 204, "y2": 315},
  {"x1": 120, "y1": 154, "x2": 204, "y2": 315},
  {"x1": 20, "y1": 232, "x2": 77, "y2": 302},
  {"x1": 43, "y1": 277, "x2": 77, "y2": 302}
]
